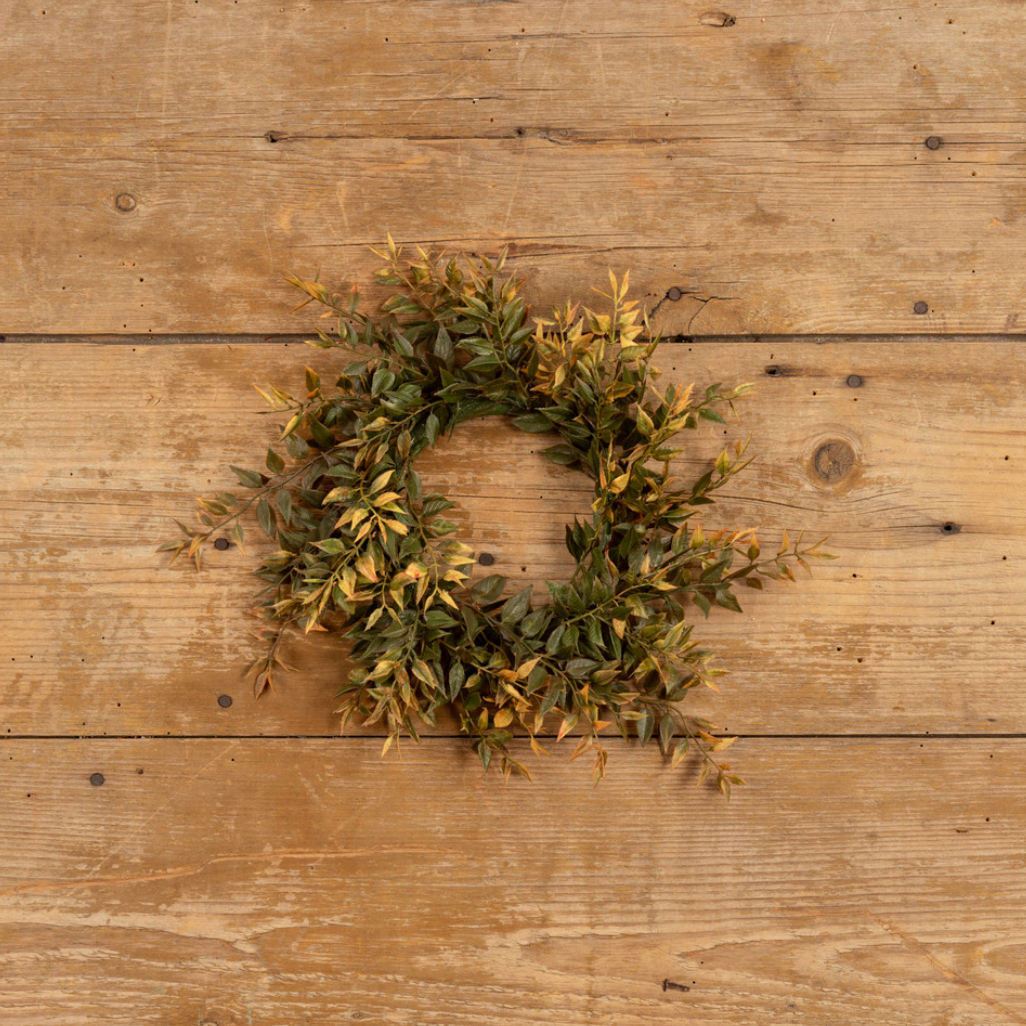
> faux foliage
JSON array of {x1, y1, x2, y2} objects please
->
[{"x1": 160, "y1": 239, "x2": 832, "y2": 793}]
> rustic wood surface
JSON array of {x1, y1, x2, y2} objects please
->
[
  {"x1": 2, "y1": 738, "x2": 1025, "y2": 1026},
  {"x1": 4, "y1": 0, "x2": 1026, "y2": 1018},
  {"x1": 1, "y1": 333, "x2": 1024, "y2": 1021},
  {"x1": 2, "y1": 0, "x2": 1026, "y2": 334},
  {"x1": 1, "y1": 339, "x2": 1023, "y2": 740}
]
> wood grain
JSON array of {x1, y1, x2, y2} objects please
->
[
  {"x1": 1, "y1": 339, "x2": 1023, "y2": 737},
  {"x1": 0, "y1": 737, "x2": 1024, "y2": 1026},
  {"x1": 2, "y1": 1, "x2": 1025, "y2": 333}
]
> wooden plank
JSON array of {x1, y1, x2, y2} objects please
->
[
  {"x1": 1, "y1": 339, "x2": 1023, "y2": 737},
  {"x1": 2, "y1": 1, "x2": 1025, "y2": 333},
  {"x1": 1, "y1": 737, "x2": 1024, "y2": 1025}
]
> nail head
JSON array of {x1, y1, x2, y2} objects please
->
[
  {"x1": 89, "y1": 772, "x2": 105, "y2": 786},
  {"x1": 213, "y1": 538, "x2": 230, "y2": 551},
  {"x1": 846, "y1": 374, "x2": 863, "y2": 388},
  {"x1": 666, "y1": 286, "x2": 683, "y2": 301},
  {"x1": 913, "y1": 301, "x2": 929, "y2": 315},
  {"x1": 925, "y1": 136, "x2": 942, "y2": 150},
  {"x1": 217, "y1": 694, "x2": 233, "y2": 708},
  {"x1": 478, "y1": 553, "x2": 495, "y2": 566}
]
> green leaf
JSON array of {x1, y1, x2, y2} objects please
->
[
  {"x1": 637, "y1": 708, "x2": 655, "y2": 746},
  {"x1": 422, "y1": 496, "x2": 454, "y2": 517},
  {"x1": 308, "y1": 416, "x2": 334, "y2": 448},
  {"x1": 371, "y1": 367, "x2": 396, "y2": 396},
  {"x1": 315, "y1": 538, "x2": 346, "y2": 555},
  {"x1": 694, "y1": 593, "x2": 712, "y2": 618},
  {"x1": 424, "y1": 610, "x2": 458, "y2": 629},
  {"x1": 500, "y1": 586, "x2": 533, "y2": 624},
  {"x1": 266, "y1": 447, "x2": 285, "y2": 475},
  {"x1": 511, "y1": 412, "x2": 554, "y2": 433},
  {"x1": 447, "y1": 660, "x2": 465, "y2": 701},
  {"x1": 275, "y1": 489, "x2": 293, "y2": 525},
  {"x1": 471, "y1": 574, "x2": 506, "y2": 605},
  {"x1": 256, "y1": 498, "x2": 277, "y2": 540},
  {"x1": 520, "y1": 607, "x2": 550, "y2": 638},
  {"x1": 544, "y1": 623, "x2": 566, "y2": 655},
  {"x1": 433, "y1": 326, "x2": 454, "y2": 363},
  {"x1": 230, "y1": 465, "x2": 266, "y2": 489},
  {"x1": 465, "y1": 354, "x2": 501, "y2": 372},
  {"x1": 658, "y1": 713, "x2": 675, "y2": 754},
  {"x1": 540, "y1": 444, "x2": 576, "y2": 466},
  {"x1": 285, "y1": 433, "x2": 310, "y2": 460},
  {"x1": 565, "y1": 658, "x2": 599, "y2": 679},
  {"x1": 425, "y1": 413, "x2": 440, "y2": 447},
  {"x1": 699, "y1": 407, "x2": 726, "y2": 425}
]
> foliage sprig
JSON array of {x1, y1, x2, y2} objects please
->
[{"x1": 160, "y1": 238, "x2": 833, "y2": 793}]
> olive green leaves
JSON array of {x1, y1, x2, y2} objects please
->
[{"x1": 161, "y1": 241, "x2": 833, "y2": 792}]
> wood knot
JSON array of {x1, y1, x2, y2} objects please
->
[
  {"x1": 699, "y1": 10, "x2": 736, "y2": 26},
  {"x1": 114, "y1": 193, "x2": 137, "y2": 212},
  {"x1": 812, "y1": 439, "x2": 856, "y2": 484}
]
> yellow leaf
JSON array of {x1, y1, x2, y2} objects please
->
[
  {"x1": 281, "y1": 412, "x2": 303, "y2": 439},
  {"x1": 517, "y1": 656, "x2": 541, "y2": 679},
  {"x1": 557, "y1": 713, "x2": 579, "y2": 741},
  {"x1": 569, "y1": 735, "x2": 592, "y2": 761}
]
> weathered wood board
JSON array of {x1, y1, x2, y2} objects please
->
[
  {"x1": 3, "y1": 1, "x2": 1026, "y2": 1017},
  {"x1": 2, "y1": 0, "x2": 1025, "y2": 334},
  {"x1": 1, "y1": 339, "x2": 1023, "y2": 739},
  {"x1": 2, "y1": 739, "x2": 1025, "y2": 1026}
]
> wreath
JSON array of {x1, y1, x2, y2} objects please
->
[{"x1": 160, "y1": 238, "x2": 831, "y2": 792}]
